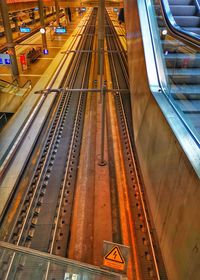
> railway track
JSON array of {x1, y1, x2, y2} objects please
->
[
  {"x1": 105, "y1": 11, "x2": 167, "y2": 280},
  {"x1": 0, "y1": 8, "x2": 97, "y2": 280}
]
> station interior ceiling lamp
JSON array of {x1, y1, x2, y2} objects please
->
[{"x1": 40, "y1": 27, "x2": 46, "y2": 34}]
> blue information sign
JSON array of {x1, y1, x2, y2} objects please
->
[
  {"x1": 0, "y1": 54, "x2": 11, "y2": 65},
  {"x1": 43, "y1": 49, "x2": 49, "y2": 55},
  {"x1": 5, "y1": 59, "x2": 11, "y2": 64},
  {"x1": 20, "y1": 27, "x2": 31, "y2": 33},
  {"x1": 55, "y1": 27, "x2": 67, "y2": 34}
]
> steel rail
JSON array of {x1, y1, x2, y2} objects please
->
[
  {"x1": 105, "y1": 22, "x2": 141, "y2": 280},
  {"x1": 48, "y1": 9, "x2": 96, "y2": 254},
  {"x1": 0, "y1": 15, "x2": 90, "y2": 180},
  {"x1": 44, "y1": 40, "x2": 94, "y2": 280},
  {"x1": 105, "y1": 12, "x2": 129, "y2": 84},
  {"x1": 16, "y1": 6, "x2": 95, "y2": 261},
  {"x1": 3, "y1": 14, "x2": 94, "y2": 246},
  {"x1": 105, "y1": 12, "x2": 162, "y2": 280},
  {"x1": 15, "y1": 94, "x2": 72, "y2": 247},
  {"x1": 10, "y1": 7, "x2": 94, "y2": 248},
  {"x1": 0, "y1": 11, "x2": 96, "y2": 280},
  {"x1": 43, "y1": 10, "x2": 97, "y2": 280},
  {"x1": 0, "y1": 11, "x2": 93, "y2": 177}
]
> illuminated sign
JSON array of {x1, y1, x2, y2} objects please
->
[
  {"x1": 20, "y1": 27, "x2": 31, "y2": 33},
  {"x1": 55, "y1": 27, "x2": 67, "y2": 34},
  {"x1": 5, "y1": 58, "x2": 11, "y2": 64},
  {"x1": 81, "y1": 7, "x2": 86, "y2": 12},
  {"x1": 43, "y1": 49, "x2": 48, "y2": 55},
  {"x1": 113, "y1": 8, "x2": 118, "y2": 12},
  {"x1": 0, "y1": 54, "x2": 11, "y2": 65}
]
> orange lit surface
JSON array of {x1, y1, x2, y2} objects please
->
[{"x1": 7, "y1": 0, "x2": 37, "y2": 3}]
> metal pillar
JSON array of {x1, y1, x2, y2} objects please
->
[
  {"x1": 55, "y1": 0, "x2": 60, "y2": 25},
  {"x1": 98, "y1": 0, "x2": 105, "y2": 74},
  {"x1": 0, "y1": 0, "x2": 19, "y2": 76},
  {"x1": 38, "y1": 0, "x2": 47, "y2": 49}
]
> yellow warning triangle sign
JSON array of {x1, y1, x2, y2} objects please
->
[{"x1": 104, "y1": 246, "x2": 125, "y2": 264}]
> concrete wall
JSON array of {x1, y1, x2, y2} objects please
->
[{"x1": 124, "y1": 0, "x2": 200, "y2": 279}]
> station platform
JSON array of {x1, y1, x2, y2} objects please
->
[{"x1": 0, "y1": 10, "x2": 81, "y2": 86}]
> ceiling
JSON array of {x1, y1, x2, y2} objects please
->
[
  {"x1": 45, "y1": 0, "x2": 123, "y2": 7},
  {"x1": 4, "y1": 0, "x2": 123, "y2": 14}
]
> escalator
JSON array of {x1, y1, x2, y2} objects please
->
[
  {"x1": 167, "y1": 0, "x2": 200, "y2": 35},
  {"x1": 153, "y1": 0, "x2": 200, "y2": 141},
  {"x1": 0, "y1": 113, "x2": 13, "y2": 131},
  {"x1": 0, "y1": 79, "x2": 31, "y2": 130}
]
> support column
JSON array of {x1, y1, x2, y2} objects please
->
[
  {"x1": 0, "y1": 0, "x2": 19, "y2": 76},
  {"x1": 98, "y1": 0, "x2": 105, "y2": 74},
  {"x1": 38, "y1": 0, "x2": 47, "y2": 49},
  {"x1": 55, "y1": 0, "x2": 60, "y2": 25}
]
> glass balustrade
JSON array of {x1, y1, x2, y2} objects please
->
[
  {"x1": 149, "y1": 0, "x2": 200, "y2": 143},
  {"x1": 0, "y1": 242, "x2": 123, "y2": 280}
]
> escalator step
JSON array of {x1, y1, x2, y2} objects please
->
[
  {"x1": 171, "y1": 85, "x2": 200, "y2": 99},
  {"x1": 170, "y1": 6, "x2": 196, "y2": 17},
  {"x1": 174, "y1": 16, "x2": 200, "y2": 27},
  {"x1": 165, "y1": 53, "x2": 200, "y2": 68},
  {"x1": 183, "y1": 27, "x2": 200, "y2": 35}
]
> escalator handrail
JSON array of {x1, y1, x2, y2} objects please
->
[
  {"x1": 194, "y1": 0, "x2": 200, "y2": 15},
  {"x1": 160, "y1": 0, "x2": 200, "y2": 49},
  {"x1": 0, "y1": 78, "x2": 31, "y2": 91},
  {"x1": 0, "y1": 78, "x2": 18, "y2": 88}
]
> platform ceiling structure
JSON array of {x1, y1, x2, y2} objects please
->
[{"x1": 5, "y1": 0, "x2": 123, "y2": 12}]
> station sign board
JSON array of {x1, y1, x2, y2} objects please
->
[
  {"x1": 0, "y1": 54, "x2": 11, "y2": 65},
  {"x1": 55, "y1": 27, "x2": 67, "y2": 34},
  {"x1": 20, "y1": 27, "x2": 31, "y2": 33}
]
